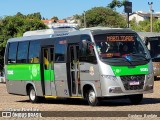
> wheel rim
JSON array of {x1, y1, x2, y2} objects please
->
[
  {"x1": 30, "y1": 89, "x2": 36, "y2": 101},
  {"x1": 89, "y1": 91, "x2": 96, "y2": 103}
]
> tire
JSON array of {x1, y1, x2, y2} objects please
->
[
  {"x1": 28, "y1": 86, "x2": 41, "y2": 103},
  {"x1": 86, "y1": 88, "x2": 100, "y2": 106},
  {"x1": 154, "y1": 76, "x2": 157, "y2": 81},
  {"x1": 128, "y1": 94, "x2": 143, "y2": 105}
]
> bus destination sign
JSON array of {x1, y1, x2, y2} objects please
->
[{"x1": 107, "y1": 36, "x2": 134, "y2": 42}]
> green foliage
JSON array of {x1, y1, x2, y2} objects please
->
[
  {"x1": 107, "y1": 0, "x2": 129, "y2": 10},
  {"x1": 130, "y1": 19, "x2": 150, "y2": 32},
  {"x1": 153, "y1": 20, "x2": 160, "y2": 32},
  {"x1": 130, "y1": 18, "x2": 160, "y2": 32},
  {"x1": 0, "y1": 12, "x2": 47, "y2": 69},
  {"x1": 26, "y1": 12, "x2": 42, "y2": 20},
  {"x1": 80, "y1": 7, "x2": 127, "y2": 28},
  {"x1": 51, "y1": 16, "x2": 58, "y2": 21}
]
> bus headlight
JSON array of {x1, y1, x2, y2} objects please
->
[
  {"x1": 146, "y1": 73, "x2": 153, "y2": 80},
  {"x1": 101, "y1": 75, "x2": 117, "y2": 81}
]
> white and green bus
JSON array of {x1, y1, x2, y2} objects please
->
[{"x1": 4, "y1": 27, "x2": 154, "y2": 106}]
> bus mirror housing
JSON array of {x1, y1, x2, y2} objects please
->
[
  {"x1": 82, "y1": 40, "x2": 94, "y2": 47},
  {"x1": 82, "y1": 40, "x2": 94, "y2": 50}
]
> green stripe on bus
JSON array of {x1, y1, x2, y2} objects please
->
[
  {"x1": 111, "y1": 64, "x2": 149, "y2": 76},
  {"x1": 6, "y1": 64, "x2": 55, "y2": 81},
  {"x1": 6, "y1": 64, "x2": 42, "y2": 81}
]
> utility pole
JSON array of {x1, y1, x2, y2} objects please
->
[
  {"x1": 148, "y1": 2, "x2": 153, "y2": 32},
  {"x1": 84, "y1": 11, "x2": 87, "y2": 28}
]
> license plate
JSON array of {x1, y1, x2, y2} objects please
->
[{"x1": 129, "y1": 81, "x2": 140, "y2": 85}]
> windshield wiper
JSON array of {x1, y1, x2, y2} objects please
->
[{"x1": 129, "y1": 53, "x2": 149, "y2": 61}]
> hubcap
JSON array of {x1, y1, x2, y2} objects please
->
[
  {"x1": 89, "y1": 91, "x2": 96, "y2": 103},
  {"x1": 30, "y1": 89, "x2": 36, "y2": 101}
]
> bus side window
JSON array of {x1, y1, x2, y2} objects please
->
[
  {"x1": 17, "y1": 41, "x2": 29, "y2": 63},
  {"x1": 55, "y1": 43, "x2": 65, "y2": 62},
  {"x1": 8, "y1": 42, "x2": 18, "y2": 64},
  {"x1": 29, "y1": 41, "x2": 40, "y2": 63}
]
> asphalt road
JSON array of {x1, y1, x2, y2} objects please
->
[{"x1": 0, "y1": 81, "x2": 160, "y2": 120}]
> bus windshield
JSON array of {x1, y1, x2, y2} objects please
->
[
  {"x1": 147, "y1": 38, "x2": 160, "y2": 61},
  {"x1": 94, "y1": 33, "x2": 149, "y2": 63}
]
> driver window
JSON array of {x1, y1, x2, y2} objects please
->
[
  {"x1": 80, "y1": 35, "x2": 96, "y2": 63},
  {"x1": 81, "y1": 35, "x2": 92, "y2": 56}
]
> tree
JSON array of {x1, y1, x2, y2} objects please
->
[
  {"x1": 0, "y1": 12, "x2": 47, "y2": 69},
  {"x1": 27, "y1": 12, "x2": 42, "y2": 20},
  {"x1": 153, "y1": 20, "x2": 160, "y2": 32},
  {"x1": 107, "y1": 0, "x2": 129, "y2": 10},
  {"x1": 80, "y1": 7, "x2": 127, "y2": 28},
  {"x1": 51, "y1": 16, "x2": 58, "y2": 21},
  {"x1": 130, "y1": 19, "x2": 154, "y2": 32}
]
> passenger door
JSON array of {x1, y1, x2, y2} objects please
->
[
  {"x1": 42, "y1": 47, "x2": 56, "y2": 96},
  {"x1": 68, "y1": 44, "x2": 81, "y2": 97}
]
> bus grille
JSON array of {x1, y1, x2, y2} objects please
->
[{"x1": 120, "y1": 75, "x2": 145, "y2": 90}]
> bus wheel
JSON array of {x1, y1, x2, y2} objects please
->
[
  {"x1": 28, "y1": 86, "x2": 39, "y2": 103},
  {"x1": 154, "y1": 76, "x2": 157, "y2": 81},
  {"x1": 86, "y1": 89, "x2": 100, "y2": 106},
  {"x1": 128, "y1": 94, "x2": 143, "y2": 104}
]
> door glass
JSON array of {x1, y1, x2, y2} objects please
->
[
  {"x1": 70, "y1": 46, "x2": 76, "y2": 94},
  {"x1": 50, "y1": 48, "x2": 54, "y2": 70},
  {"x1": 70, "y1": 46, "x2": 74, "y2": 69},
  {"x1": 76, "y1": 46, "x2": 81, "y2": 94},
  {"x1": 43, "y1": 49, "x2": 49, "y2": 70}
]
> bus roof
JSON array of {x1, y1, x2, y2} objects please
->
[
  {"x1": 23, "y1": 27, "x2": 77, "y2": 37},
  {"x1": 7, "y1": 27, "x2": 137, "y2": 43},
  {"x1": 137, "y1": 32, "x2": 160, "y2": 39},
  {"x1": 89, "y1": 27, "x2": 136, "y2": 35}
]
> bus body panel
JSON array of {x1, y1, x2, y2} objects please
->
[
  {"x1": 54, "y1": 63, "x2": 70, "y2": 97},
  {"x1": 5, "y1": 80, "x2": 44, "y2": 96},
  {"x1": 79, "y1": 62, "x2": 102, "y2": 97},
  {"x1": 98, "y1": 60, "x2": 154, "y2": 97},
  {"x1": 6, "y1": 80, "x2": 26, "y2": 95},
  {"x1": 5, "y1": 64, "x2": 44, "y2": 96},
  {"x1": 79, "y1": 63, "x2": 100, "y2": 80}
]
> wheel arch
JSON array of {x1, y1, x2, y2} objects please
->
[
  {"x1": 82, "y1": 83, "x2": 97, "y2": 99},
  {"x1": 26, "y1": 82, "x2": 36, "y2": 95}
]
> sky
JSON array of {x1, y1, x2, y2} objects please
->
[{"x1": 0, "y1": 0, "x2": 159, "y2": 19}]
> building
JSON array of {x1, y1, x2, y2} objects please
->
[
  {"x1": 129, "y1": 11, "x2": 160, "y2": 23},
  {"x1": 41, "y1": 16, "x2": 79, "y2": 28}
]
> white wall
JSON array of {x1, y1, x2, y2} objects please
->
[{"x1": 129, "y1": 14, "x2": 146, "y2": 23}]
